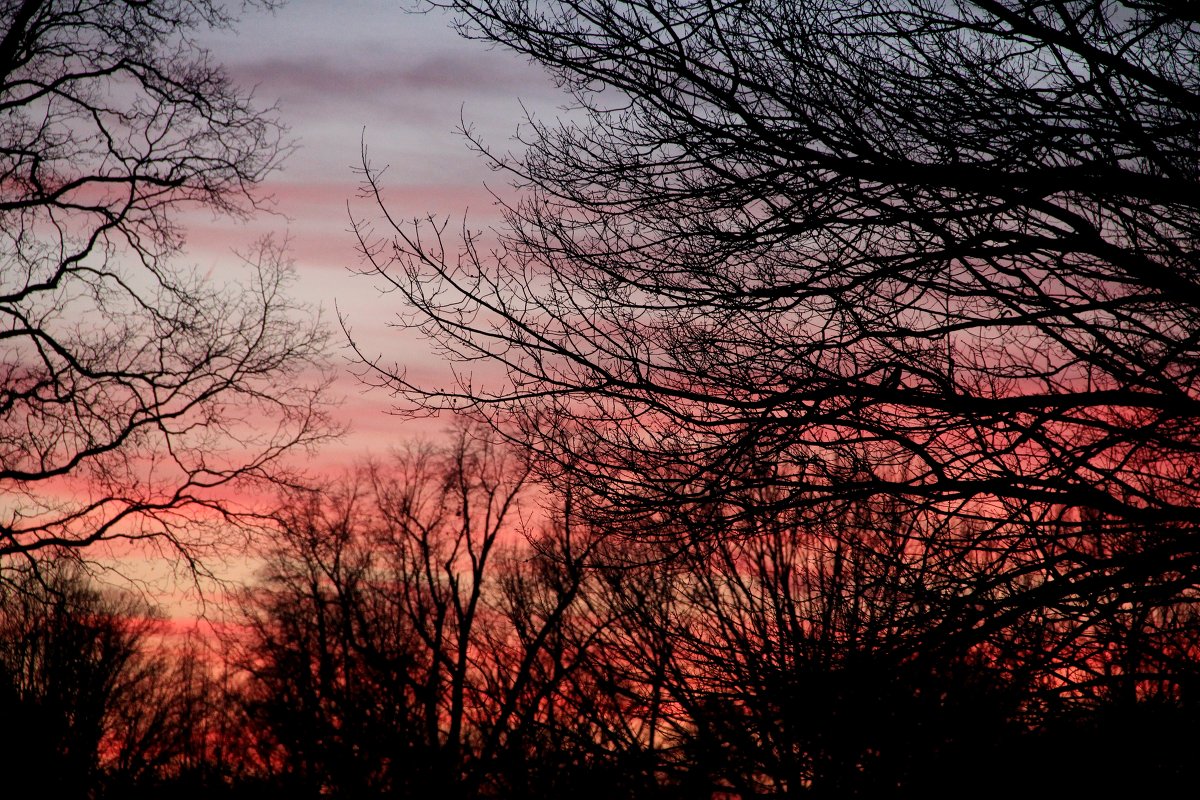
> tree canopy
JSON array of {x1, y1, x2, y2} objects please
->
[
  {"x1": 354, "y1": 0, "x2": 1200, "y2": 599},
  {"x1": 0, "y1": 0, "x2": 333, "y2": 565}
]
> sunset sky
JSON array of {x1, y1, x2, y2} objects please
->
[
  {"x1": 192, "y1": 1, "x2": 566, "y2": 463},
  {"x1": 7, "y1": 4, "x2": 1195, "y2": 794}
]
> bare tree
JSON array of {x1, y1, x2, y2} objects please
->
[
  {"x1": 0, "y1": 562, "x2": 192, "y2": 797},
  {"x1": 230, "y1": 460, "x2": 1200, "y2": 795},
  {"x1": 236, "y1": 477, "x2": 409, "y2": 798},
  {"x1": 352, "y1": 0, "x2": 1200, "y2": 623},
  {"x1": 0, "y1": 1, "x2": 333, "y2": 564},
  {"x1": 235, "y1": 431, "x2": 601, "y2": 798}
]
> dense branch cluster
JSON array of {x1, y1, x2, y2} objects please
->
[
  {"x1": 9, "y1": 438, "x2": 1199, "y2": 798},
  {"x1": 0, "y1": 1, "x2": 332, "y2": 563},
  {"x1": 353, "y1": 0, "x2": 1200, "y2": 557},
  {"x1": 344, "y1": 2, "x2": 1200, "y2": 676}
]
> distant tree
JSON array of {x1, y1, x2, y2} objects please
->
[
  {"x1": 236, "y1": 431, "x2": 599, "y2": 799},
  {"x1": 0, "y1": 0, "x2": 332, "y2": 564},
  {"x1": 100, "y1": 632, "x2": 246, "y2": 799},
  {"x1": 353, "y1": 0, "x2": 1200, "y2": 632},
  {"x1": 0, "y1": 561, "x2": 211, "y2": 798},
  {"x1": 566, "y1": 499, "x2": 1025, "y2": 798}
]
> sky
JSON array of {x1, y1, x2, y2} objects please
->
[
  {"x1": 189, "y1": 0, "x2": 567, "y2": 464},
  {"x1": 103, "y1": 1, "x2": 570, "y2": 611}
]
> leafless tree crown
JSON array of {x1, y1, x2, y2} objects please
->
[
  {"x1": 0, "y1": 1, "x2": 334, "y2": 564},
  {"x1": 352, "y1": 0, "x2": 1200, "y2": 546}
]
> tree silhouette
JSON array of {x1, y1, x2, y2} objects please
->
[
  {"x1": 0, "y1": 0, "x2": 333, "y2": 563},
  {"x1": 236, "y1": 473, "x2": 421, "y2": 798},
  {"x1": 351, "y1": 0, "x2": 1200, "y2": 637},
  {"x1": 551, "y1": 490, "x2": 1200, "y2": 797},
  {"x1": 0, "y1": 561, "x2": 221, "y2": 798},
  {"x1": 562, "y1": 499, "x2": 1020, "y2": 798},
  {"x1": 236, "y1": 431, "x2": 601, "y2": 799},
  {"x1": 143, "y1": 482, "x2": 1200, "y2": 797}
]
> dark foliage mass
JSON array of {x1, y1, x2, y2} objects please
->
[{"x1": 6, "y1": 438, "x2": 1199, "y2": 797}]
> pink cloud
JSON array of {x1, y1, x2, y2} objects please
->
[{"x1": 230, "y1": 51, "x2": 551, "y2": 102}]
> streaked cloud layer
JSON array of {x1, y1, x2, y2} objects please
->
[{"x1": 190, "y1": 0, "x2": 565, "y2": 458}]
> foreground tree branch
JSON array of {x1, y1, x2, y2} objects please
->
[
  {"x1": 0, "y1": 1, "x2": 335, "y2": 565},
  {"x1": 351, "y1": 1, "x2": 1200, "y2": 619}
]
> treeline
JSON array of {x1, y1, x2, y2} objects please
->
[
  {"x1": 5, "y1": 435, "x2": 1200, "y2": 798},
  {"x1": 0, "y1": 564, "x2": 240, "y2": 799}
]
